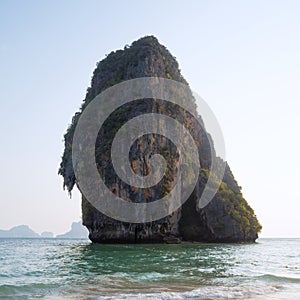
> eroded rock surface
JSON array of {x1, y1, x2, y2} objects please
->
[{"x1": 59, "y1": 36, "x2": 261, "y2": 243}]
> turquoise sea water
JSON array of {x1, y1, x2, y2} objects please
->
[{"x1": 0, "y1": 238, "x2": 299, "y2": 299}]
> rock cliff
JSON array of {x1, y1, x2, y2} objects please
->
[{"x1": 59, "y1": 36, "x2": 261, "y2": 243}]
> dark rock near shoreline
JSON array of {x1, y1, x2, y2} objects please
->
[{"x1": 59, "y1": 36, "x2": 261, "y2": 243}]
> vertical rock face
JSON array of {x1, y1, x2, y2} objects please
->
[{"x1": 59, "y1": 36, "x2": 261, "y2": 243}]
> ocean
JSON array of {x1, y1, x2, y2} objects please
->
[{"x1": 0, "y1": 238, "x2": 299, "y2": 299}]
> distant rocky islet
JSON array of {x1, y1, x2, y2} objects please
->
[{"x1": 0, "y1": 222, "x2": 88, "y2": 239}]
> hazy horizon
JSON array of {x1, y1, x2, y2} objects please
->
[{"x1": 1, "y1": 1, "x2": 299, "y2": 237}]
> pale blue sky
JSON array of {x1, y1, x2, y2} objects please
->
[{"x1": 0, "y1": 1, "x2": 299, "y2": 236}]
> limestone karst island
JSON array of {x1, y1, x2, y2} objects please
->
[{"x1": 59, "y1": 36, "x2": 261, "y2": 243}]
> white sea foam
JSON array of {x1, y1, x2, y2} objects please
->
[{"x1": 97, "y1": 285, "x2": 279, "y2": 300}]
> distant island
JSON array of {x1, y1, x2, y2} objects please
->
[
  {"x1": 0, "y1": 221, "x2": 88, "y2": 239},
  {"x1": 41, "y1": 231, "x2": 54, "y2": 238},
  {"x1": 0, "y1": 225, "x2": 40, "y2": 238},
  {"x1": 56, "y1": 221, "x2": 89, "y2": 239}
]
